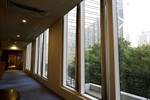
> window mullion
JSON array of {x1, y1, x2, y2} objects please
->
[
  {"x1": 112, "y1": 1, "x2": 121, "y2": 100},
  {"x1": 76, "y1": 4, "x2": 80, "y2": 92},
  {"x1": 41, "y1": 34, "x2": 44, "y2": 76},
  {"x1": 101, "y1": 0, "x2": 107, "y2": 99},
  {"x1": 80, "y1": 2, "x2": 85, "y2": 94},
  {"x1": 76, "y1": 3, "x2": 85, "y2": 93},
  {"x1": 37, "y1": 37, "x2": 39, "y2": 74},
  {"x1": 104, "y1": 0, "x2": 112, "y2": 99},
  {"x1": 105, "y1": 0, "x2": 120, "y2": 100},
  {"x1": 63, "y1": 15, "x2": 68, "y2": 86}
]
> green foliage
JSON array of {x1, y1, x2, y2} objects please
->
[
  {"x1": 118, "y1": 37, "x2": 131, "y2": 70},
  {"x1": 85, "y1": 43, "x2": 101, "y2": 85},
  {"x1": 68, "y1": 60, "x2": 75, "y2": 79},
  {"x1": 119, "y1": 37, "x2": 150, "y2": 98},
  {"x1": 68, "y1": 43, "x2": 101, "y2": 85},
  {"x1": 68, "y1": 37, "x2": 150, "y2": 98}
]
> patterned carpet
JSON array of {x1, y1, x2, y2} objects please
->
[{"x1": 0, "y1": 70, "x2": 64, "y2": 100}]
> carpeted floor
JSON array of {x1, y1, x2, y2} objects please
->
[{"x1": 0, "y1": 70, "x2": 64, "y2": 100}]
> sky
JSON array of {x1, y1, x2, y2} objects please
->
[{"x1": 123, "y1": 0, "x2": 150, "y2": 47}]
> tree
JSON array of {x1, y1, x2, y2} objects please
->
[
  {"x1": 85, "y1": 43, "x2": 101, "y2": 85},
  {"x1": 118, "y1": 37, "x2": 131, "y2": 70},
  {"x1": 68, "y1": 59, "x2": 75, "y2": 79},
  {"x1": 68, "y1": 43, "x2": 101, "y2": 85},
  {"x1": 68, "y1": 37, "x2": 150, "y2": 98},
  {"x1": 118, "y1": 38, "x2": 150, "y2": 98}
]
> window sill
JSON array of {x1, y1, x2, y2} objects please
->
[
  {"x1": 63, "y1": 85, "x2": 76, "y2": 92},
  {"x1": 62, "y1": 85, "x2": 101, "y2": 100},
  {"x1": 82, "y1": 94, "x2": 100, "y2": 100},
  {"x1": 85, "y1": 83, "x2": 101, "y2": 99},
  {"x1": 33, "y1": 73, "x2": 48, "y2": 81}
]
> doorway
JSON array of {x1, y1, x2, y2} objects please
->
[
  {"x1": 8, "y1": 54, "x2": 16, "y2": 69},
  {"x1": 2, "y1": 50, "x2": 23, "y2": 70}
]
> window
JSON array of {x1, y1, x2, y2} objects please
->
[
  {"x1": 25, "y1": 42, "x2": 32, "y2": 71},
  {"x1": 34, "y1": 29, "x2": 49, "y2": 78},
  {"x1": 42, "y1": 29, "x2": 49, "y2": 78},
  {"x1": 63, "y1": 7, "x2": 77, "y2": 88},
  {"x1": 116, "y1": 0, "x2": 150, "y2": 99},
  {"x1": 63, "y1": 0, "x2": 101, "y2": 99},
  {"x1": 63, "y1": 0, "x2": 150, "y2": 99},
  {"x1": 34, "y1": 37, "x2": 39, "y2": 74},
  {"x1": 38, "y1": 33, "x2": 43, "y2": 75},
  {"x1": 83, "y1": 0, "x2": 101, "y2": 99}
]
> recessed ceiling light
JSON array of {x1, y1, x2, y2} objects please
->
[
  {"x1": 17, "y1": 35, "x2": 20, "y2": 37},
  {"x1": 10, "y1": 45, "x2": 18, "y2": 50},
  {"x1": 15, "y1": 42, "x2": 17, "y2": 44},
  {"x1": 22, "y1": 19, "x2": 26, "y2": 23}
]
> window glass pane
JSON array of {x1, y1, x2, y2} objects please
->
[
  {"x1": 26, "y1": 43, "x2": 32, "y2": 71},
  {"x1": 84, "y1": 0, "x2": 101, "y2": 99},
  {"x1": 66, "y1": 7, "x2": 77, "y2": 88},
  {"x1": 38, "y1": 34, "x2": 43, "y2": 75},
  {"x1": 117, "y1": 0, "x2": 150, "y2": 99},
  {"x1": 42, "y1": 29, "x2": 49, "y2": 78},
  {"x1": 34, "y1": 37, "x2": 39, "y2": 74}
]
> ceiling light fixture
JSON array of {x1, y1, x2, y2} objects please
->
[
  {"x1": 15, "y1": 42, "x2": 17, "y2": 44},
  {"x1": 22, "y1": 19, "x2": 26, "y2": 23},
  {"x1": 17, "y1": 35, "x2": 20, "y2": 37},
  {"x1": 10, "y1": 45, "x2": 18, "y2": 50}
]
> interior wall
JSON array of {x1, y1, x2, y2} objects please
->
[
  {"x1": 0, "y1": 42, "x2": 2, "y2": 65},
  {"x1": 0, "y1": 42, "x2": 1, "y2": 59},
  {"x1": 0, "y1": 42, "x2": 3, "y2": 79},
  {"x1": 23, "y1": 48, "x2": 26, "y2": 71},
  {"x1": 31, "y1": 40, "x2": 36, "y2": 72},
  {"x1": 24, "y1": 18, "x2": 86, "y2": 100}
]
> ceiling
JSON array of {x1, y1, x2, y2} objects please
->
[{"x1": 0, "y1": 0, "x2": 82, "y2": 50}]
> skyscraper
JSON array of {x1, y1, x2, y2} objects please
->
[
  {"x1": 117, "y1": 0, "x2": 124, "y2": 38},
  {"x1": 138, "y1": 31, "x2": 150, "y2": 46}
]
